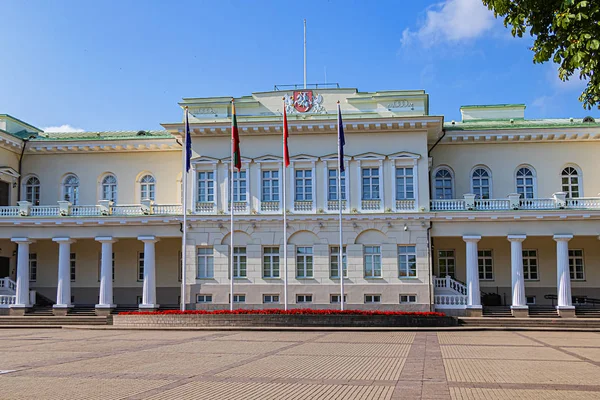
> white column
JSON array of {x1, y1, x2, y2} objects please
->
[
  {"x1": 356, "y1": 160, "x2": 362, "y2": 211},
  {"x1": 508, "y1": 235, "x2": 527, "y2": 309},
  {"x1": 378, "y1": 159, "x2": 385, "y2": 212},
  {"x1": 322, "y1": 161, "x2": 329, "y2": 212},
  {"x1": 463, "y1": 235, "x2": 481, "y2": 309},
  {"x1": 53, "y1": 237, "x2": 75, "y2": 308},
  {"x1": 554, "y1": 234, "x2": 574, "y2": 309},
  {"x1": 138, "y1": 236, "x2": 159, "y2": 309},
  {"x1": 95, "y1": 236, "x2": 116, "y2": 309},
  {"x1": 11, "y1": 238, "x2": 34, "y2": 308},
  {"x1": 413, "y1": 159, "x2": 419, "y2": 212}
]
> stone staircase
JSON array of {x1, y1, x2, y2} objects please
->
[
  {"x1": 482, "y1": 306, "x2": 513, "y2": 317},
  {"x1": 459, "y1": 317, "x2": 600, "y2": 328},
  {"x1": 575, "y1": 306, "x2": 600, "y2": 318},
  {"x1": 528, "y1": 305, "x2": 559, "y2": 318}
]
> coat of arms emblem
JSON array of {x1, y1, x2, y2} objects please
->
[
  {"x1": 284, "y1": 91, "x2": 325, "y2": 114},
  {"x1": 293, "y1": 91, "x2": 313, "y2": 113}
]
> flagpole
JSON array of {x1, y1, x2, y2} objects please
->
[
  {"x1": 337, "y1": 101, "x2": 344, "y2": 311},
  {"x1": 180, "y1": 107, "x2": 189, "y2": 312},
  {"x1": 282, "y1": 99, "x2": 288, "y2": 311},
  {"x1": 230, "y1": 101, "x2": 235, "y2": 311}
]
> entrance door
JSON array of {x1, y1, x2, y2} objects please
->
[
  {"x1": 0, "y1": 181, "x2": 9, "y2": 206},
  {"x1": 0, "y1": 257, "x2": 10, "y2": 278}
]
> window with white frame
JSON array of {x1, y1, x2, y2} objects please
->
[
  {"x1": 516, "y1": 167, "x2": 535, "y2": 199},
  {"x1": 261, "y1": 170, "x2": 279, "y2": 202},
  {"x1": 198, "y1": 247, "x2": 214, "y2": 279},
  {"x1": 561, "y1": 167, "x2": 580, "y2": 198},
  {"x1": 395, "y1": 167, "x2": 414, "y2": 200},
  {"x1": 232, "y1": 247, "x2": 247, "y2": 278},
  {"x1": 569, "y1": 249, "x2": 585, "y2": 280},
  {"x1": 522, "y1": 249, "x2": 538, "y2": 280},
  {"x1": 438, "y1": 250, "x2": 455, "y2": 278},
  {"x1": 330, "y1": 294, "x2": 347, "y2": 303},
  {"x1": 98, "y1": 252, "x2": 115, "y2": 281},
  {"x1": 296, "y1": 246, "x2": 313, "y2": 278},
  {"x1": 400, "y1": 295, "x2": 417, "y2": 303},
  {"x1": 140, "y1": 174, "x2": 156, "y2": 201},
  {"x1": 297, "y1": 294, "x2": 312, "y2": 303},
  {"x1": 229, "y1": 170, "x2": 247, "y2": 202},
  {"x1": 364, "y1": 245, "x2": 382, "y2": 278},
  {"x1": 63, "y1": 174, "x2": 79, "y2": 205},
  {"x1": 25, "y1": 176, "x2": 40, "y2": 205},
  {"x1": 101, "y1": 174, "x2": 117, "y2": 203},
  {"x1": 197, "y1": 171, "x2": 215, "y2": 202},
  {"x1": 263, "y1": 247, "x2": 280, "y2": 278},
  {"x1": 230, "y1": 294, "x2": 246, "y2": 303},
  {"x1": 327, "y1": 169, "x2": 346, "y2": 201},
  {"x1": 399, "y1": 246, "x2": 417, "y2": 278},
  {"x1": 197, "y1": 294, "x2": 212, "y2": 303},
  {"x1": 330, "y1": 246, "x2": 347, "y2": 278},
  {"x1": 526, "y1": 296, "x2": 536, "y2": 305},
  {"x1": 70, "y1": 252, "x2": 76, "y2": 281},
  {"x1": 471, "y1": 168, "x2": 491, "y2": 199},
  {"x1": 478, "y1": 250, "x2": 493, "y2": 280},
  {"x1": 434, "y1": 168, "x2": 453, "y2": 199},
  {"x1": 294, "y1": 169, "x2": 312, "y2": 201},
  {"x1": 29, "y1": 253, "x2": 37, "y2": 281},
  {"x1": 263, "y1": 294, "x2": 280, "y2": 303},
  {"x1": 365, "y1": 294, "x2": 381, "y2": 303},
  {"x1": 361, "y1": 167, "x2": 380, "y2": 200},
  {"x1": 137, "y1": 252, "x2": 144, "y2": 281}
]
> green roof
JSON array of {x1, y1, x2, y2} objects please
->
[
  {"x1": 445, "y1": 118, "x2": 599, "y2": 131},
  {"x1": 31, "y1": 130, "x2": 174, "y2": 142},
  {"x1": 460, "y1": 104, "x2": 526, "y2": 110},
  {"x1": 0, "y1": 114, "x2": 43, "y2": 133}
]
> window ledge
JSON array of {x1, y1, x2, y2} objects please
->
[
  {"x1": 398, "y1": 276, "x2": 419, "y2": 280},
  {"x1": 262, "y1": 277, "x2": 282, "y2": 280},
  {"x1": 364, "y1": 277, "x2": 384, "y2": 280},
  {"x1": 196, "y1": 277, "x2": 217, "y2": 280}
]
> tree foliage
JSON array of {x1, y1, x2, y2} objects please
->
[{"x1": 482, "y1": 0, "x2": 600, "y2": 110}]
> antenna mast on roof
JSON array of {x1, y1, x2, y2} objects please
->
[{"x1": 304, "y1": 19, "x2": 307, "y2": 89}]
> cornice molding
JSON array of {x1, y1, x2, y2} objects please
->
[{"x1": 26, "y1": 139, "x2": 180, "y2": 154}]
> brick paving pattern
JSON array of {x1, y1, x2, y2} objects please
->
[{"x1": 1, "y1": 328, "x2": 600, "y2": 399}]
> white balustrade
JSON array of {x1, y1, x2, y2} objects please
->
[
  {"x1": 30, "y1": 206, "x2": 60, "y2": 217},
  {"x1": 395, "y1": 199, "x2": 415, "y2": 211},
  {"x1": 430, "y1": 199, "x2": 466, "y2": 211},
  {"x1": 0, "y1": 294, "x2": 16, "y2": 306},
  {"x1": 0, "y1": 277, "x2": 16, "y2": 293},
  {"x1": 327, "y1": 200, "x2": 347, "y2": 211},
  {"x1": 433, "y1": 275, "x2": 467, "y2": 296},
  {"x1": 112, "y1": 205, "x2": 143, "y2": 216},
  {"x1": 153, "y1": 204, "x2": 183, "y2": 215},
  {"x1": 228, "y1": 202, "x2": 248, "y2": 214},
  {"x1": 0, "y1": 206, "x2": 19, "y2": 216},
  {"x1": 434, "y1": 294, "x2": 468, "y2": 308},
  {"x1": 566, "y1": 197, "x2": 600, "y2": 209},
  {"x1": 361, "y1": 199, "x2": 381, "y2": 211},
  {"x1": 294, "y1": 200, "x2": 312, "y2": 212},
  {"x1": 519, "y1": 198, "x2": 556, "y2": 210},
  {"x1": 474, "y1": 199, "x2": 510, "y2": 210},
  {"x1": 71, "y1": 205, "x2": 102, "y2": 216},
  {"x1": 260, "y1": 201, "x2": 280, "y2": 213},
  {"x1": 196, "y1": 202, "x2": 215, "y2": 214}
]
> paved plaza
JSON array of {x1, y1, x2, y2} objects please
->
[{"x1": 1, "y1": 328, "x2": 600, "y2": 399}]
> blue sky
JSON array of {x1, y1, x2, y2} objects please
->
[{"x1": 0, "y1": 0, "x2": 594, "y2": 132}]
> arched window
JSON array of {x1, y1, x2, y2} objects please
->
[
  {"x1": 516, "y1": 167, "x2": 535, "y2": 199},
  {"x1": 561, "y1": 167, "x2": 580, "y2": 198},
  {"x1": 471, "y1": 167, "x2": 491, "y2": 199},
  {"x1": 140, "y1": 174, "x2": 156, "y2": 201},
  {"x1": 434, "y1": 168, "x2": 453, "y2": 199},
  {"x1": 63, "y1": 174, "x2": 79, "y2": 205},
  {"x1": 101, "y1": 174, "x2": 117, "y2": 203},
  {"x1": 24, "y1": 176, "x2": 40, "y2": 205}
]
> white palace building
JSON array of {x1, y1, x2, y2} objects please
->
[{"x1": 0, "y1": 86, "x2": 599, "y2": 317}]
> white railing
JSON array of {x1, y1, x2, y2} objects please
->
[
  {"x1": 0, "y1": 294, "x2": 16, "y2": 307},
  {"x1": 294, "y1": 201, "x2": 312, "y2": 212},
  {"x1": 153, "y1": 204, "x2": 183, "y2": 215},
  {"x1": 519, "y1": 198, "x2": 556, "y2": 210},
  {"x1": 228, "y1": 202, "x2": 248, "y2": 214},
  {"x1": 30, "y1": 206, "x2": 60, "y2": 217},
  {"x1": 474, "y1": 199, "x2": 510, "y2": 210},
  {"x1": 327, "y1": 200, "x2": 347, "y2": 211},
  {"x1": 71, "y1": 205, "x2": 102, "y2": 216},
  {"x1": 434, "y1": 294, "x2": 467, "y2": 308},
  {"x1": 434, "y1": 275, "x2": 467, "y2": 296},
  {"x1": 361, "y1": 199, "x2": 381, "y2": 211},
  {"x1": 566, "y1": 198, "x2": 600, "y2": 209},
  {"x1": 430, "y1": 199, "x2": 466, "y2": 211},
  {"x1": 0, "y1": 277, "x2": 16, "y2": 294},
  {"x1": 195, "y1": 202, "x2": 215, "y2": 214},
  {"x1": 396, "y1": 199, "x2": 415, "y2": 211},
  {"x1": 261, "y1": 201, "x2": 280, "y2": 213},
  {"x1": 0, "y1": 206, "x2": 19, "y2": 216},
  {"x1": 112, "y1": 204, "x2": 143, "y2": 216}
]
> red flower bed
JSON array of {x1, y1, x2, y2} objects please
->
[{"x1": 119, "y1": 308, "x2": 445, "y2": 317}]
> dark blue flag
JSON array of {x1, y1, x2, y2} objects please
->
[
  {"x1": 185, "y1": 108, "x2": 192, "y2": 172},
  {"x1": 337, "y1": 103, "x2": 345, "y2": 172}
]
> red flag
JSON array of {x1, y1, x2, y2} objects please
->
[
  {"x1": 283, "y1": 105, "x2": 290, "y2": 167},
  {"x1": 231, "y1": 102, "x2": 241, "y2": 171}
]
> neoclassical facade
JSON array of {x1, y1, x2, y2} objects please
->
[{"x1": 0, "y1": 90, "x2": 598, "y2": 317}]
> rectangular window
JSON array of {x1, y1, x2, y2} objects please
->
[
  {"x1": 569, "y1": 249, "x2": 585, "y2": 280},
  {"x1": 197, "y1": 294, "x2": 213, "y2": 303},
  {"x1": 70, "y1": 252, "x2": 76, "y2": 282},
  {"x1": 232, "y1": 247, "x2": 247, "y2": 278},
  {"x1": 197, "y1": 247, "x2": 214, "y2": 278},
  {"x1": 330, "y1": 246, "x2": 347, "y2": 278},
  {"x1": 400, "y1": 295, "x2": 417, "y2": 303},
  {"x1": 330, "y1": 294, "x2": 347, "y2": 304},
  {"x1": 263, "y1": 294, "x2": 280, "y2": 304},
  {"x1": 229, "y1": 170, "x2": 247, "y2": 202},
  {"x1": 230, "y1": 294, "x2": 246, "y2": 303},
  {"x1": 522, "y1": 249, "x2": 538, "y2": 280},
  {"x1": 137, "y1": 252, "x2": 144, "y2": 281},
  {"x1": 296, "y1": 246, "x2": 313, "y2": 278},
  {"x1": 362, "y1": 167, "x2": 380, "y2": 200},
  {"x1": 327, "y1": 169, "x2": 346, "y2": 201},
  {"x1": 398, "y1": 246, "x2": 417, "y2": 278},
  {"x1": 294, "y1": 169, "x2": 313, "y2": 201},
  {"x1": 364, "y1": 245, "x2": 382, "y2": 278},
  {"x1": 365, "y1": 294, "x2": 381, "y2": 303},
  {"x1": 197, "y1": 171, "x2": 215, "y2": 202},
  {"x1": 395, "y1": 167, "x2": 414, "y2": 200},
  {"x1": 478, "y1": 250, "x2": 494, "y2": 280},
  {"x1": 261, "y1": 170, "x2": 279, "y2": 202},
  {"x1": 263, "y1": 247, "x2": 280, "y2": 278},
  {"x1": 296, "y1": 294, "x2": 313, "y2": 303},
  {"x1": 97, "y1": 252, "x2": 115, "y2": 282},
  {"x1": 438, "y1": 250, "x2": 455, "y2": 278},
  {"x1": 29, "y1": 253, "x2": 37, "y2": 282},
  {"x1": 526, "y1": 296, "x2": 536, "y2": 305}
]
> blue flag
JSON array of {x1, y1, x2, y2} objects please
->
[
  {"x1": 337, "y1": 103, "x2": 345, "y2": 172},
  {"x1": 185, "y1": 108, "x2": 192, "y2": 172}
]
